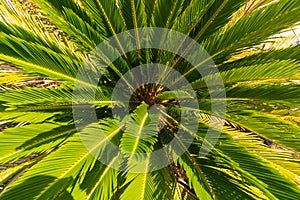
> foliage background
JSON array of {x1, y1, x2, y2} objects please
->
[{"x1": 0, "y1": 0, "x2": 299, "y2": 199}]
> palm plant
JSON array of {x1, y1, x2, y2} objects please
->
[{"x1": 0, "y1": 0, "x2": 300, "y2": 199}]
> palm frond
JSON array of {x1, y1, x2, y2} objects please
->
[
  {"x1": 192, "y1": 60, "x2": 299, "y2": 89},
  {"x1": 0, "y1": 0, "x2": 300, "y2": 199},
  {"x1": 0, "y1": 122, "x2": 75, "y2": 164},
  {"x1": 227, "y1": 109, "x2": 300, "y2": 154},
  {"x1": 203, "y1": 0, "x2": 300, "y2": 62}
]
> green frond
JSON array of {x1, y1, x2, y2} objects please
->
[
  {"x1": 215, "y1": 132, "x2": 300, "y2": 199},
  {"x1": 172, "y1": 0, "x2": 214, "y2": 34},
  {"x1": 0, "y1": 0, "x2": 300, "y2": 199},
  {"x1": 32, "y1": 0, "x2": 103, "y2": 50},
  {"x1": 142, "y1": 0, "x2": 157, "y2": 25},
  {"x1": 0, "y1": 121, "x2": 74, "y2": 164},
  {"x1": 66, "y1": 0, "x2": 126, "y2": 50},
  {"x1": 0, "y1": 87, "x2": 73, "y2": 110},
  {"x1": 221, "y1": 45, "x2": 300, "y2": 69},
  {"x1": 156, "y1": 90, "x2": 193, "y2": 101},
  {"x1": 120, "y1": 102, "x2": 159, "y2": 158},
  {"x1": 226, "y1": 83, "x2": 300, "y2": 105},
  {"x1": 151, "y1": 0, "x2": 185, "y2": 28},
  {"x1": 194, "y1": 124, "x2": 300, "y2": 199},
  {"x1": 177, "y1": 153, "x2": 214, "y2": 199},
  {"x1": 78, "y1": 160, "x2": 119, "y2": 200},
  {"x1": 223, "y1": 126, "x2": 300, "y2": 181},
  {"x1": 227, "y1": 109, "x2": 300, "y2": 154},
  {"x1": 203, "y1": 0, "x2": 300, "y2": 61},
  {"x1": 0, "y1": 134, "x2": 94, "y2": 199},
  {"x1": 120, "y1": 171, "x2": 165, "y2": 200},
  {"x1": 190, "y1": 0, "x2": 248, "y2": 40},
  {"x1": 0, "y1": 111, "x2": 60, "y2": 123},
  {"x1": 0, "y1": 34, "x2": 82, "y2": 83},
  {"x1": 192, "y1": 60, "x2": 299, "y2": 89},
  {"x1": 120, "y1": 0, "x2": 147, "y2": 29}
]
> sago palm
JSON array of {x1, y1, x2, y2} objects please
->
[{"x1": 0, "y1": 0, "x2": 300, "y2": 199}]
